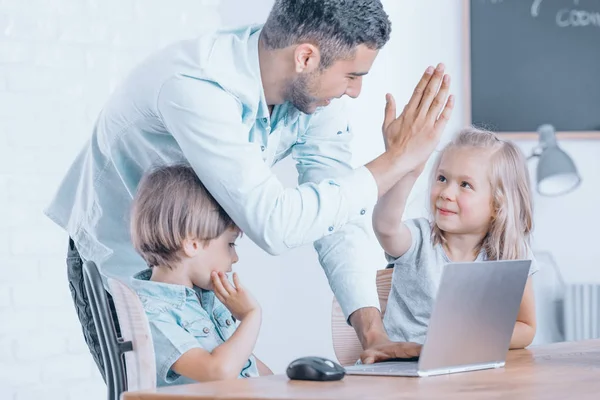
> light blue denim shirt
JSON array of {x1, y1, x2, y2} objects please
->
[
  {"x1": 44, "y1": 24, "x2": 379, "y2": 319},
  {"x1": 130, "y1": 269, "x2": 259, "y2": 386}
]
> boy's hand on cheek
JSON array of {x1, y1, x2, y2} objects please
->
[{"x1": 211, "y1": 271, "x2": 260, "y2": 321}]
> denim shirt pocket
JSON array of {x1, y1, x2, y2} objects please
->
[
  {"x1": 181, "y1": 318, "x2": 220, "y2": 352},
  {"x1": 212, "y1": 305, "x2": 236, "y2": 340}
]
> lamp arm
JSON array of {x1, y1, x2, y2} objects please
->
[{"x1": 528, "y1": 145, "x2": 545, "y2": 160}]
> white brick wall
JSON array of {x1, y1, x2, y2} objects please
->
[{"x1": 0, "y1": 1, "x2": 222, "y2": 399}]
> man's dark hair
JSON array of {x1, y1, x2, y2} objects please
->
[{"x1": 262, "y1": 0, "x2": 391, "y2": 69}]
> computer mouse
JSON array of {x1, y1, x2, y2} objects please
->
[{"x1": 286, "y1": 356, "x2": 346, "y2": 381}]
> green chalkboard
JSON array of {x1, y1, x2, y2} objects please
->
[{"x1": 468, "y1": 0, "x2": 600, "y2": 135}]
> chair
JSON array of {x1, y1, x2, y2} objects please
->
[
  {"x1": 82, "y1": 261, "x2": 156, "y2": 400},
  {"x1": 331, "y1": 268, "x2": 393, "y2": 366}
]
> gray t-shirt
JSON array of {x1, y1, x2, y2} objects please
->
[{"x1": 382, "y1": 218, "x2": 538, "y2": 344}]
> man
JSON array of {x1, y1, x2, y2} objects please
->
[{"x1": 46, "y1": 0, "x2": 453, "y2": 379}]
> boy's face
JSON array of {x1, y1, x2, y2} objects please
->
[{"x1": 189, "y1": 227, "x2": 240, "y2": 290}]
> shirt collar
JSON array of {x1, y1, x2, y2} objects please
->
[
  {"x1": 247, "y1": 27, "x2": 301, "y2": 127},
  {"x1": 247, "y1": 29, "x2": 269, "y2": 123},
  {"x1": 131, "y1": 268, "x2": 195, "y2": 308},
  {"x1": 131, "y1": 268, "x2": 218, "y2": 313}
]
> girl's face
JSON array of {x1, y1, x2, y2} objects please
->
[
  {"x1": 430, "y1": 147, "x2": 495, "y2": 236},
  {"x1": 188, "y1": 227, "x2": 241, "y2": 290}
]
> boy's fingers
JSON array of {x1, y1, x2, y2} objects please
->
[
  {"x1": 213, "y1": 290, "x2": 225, "y2": 303},
  {"x1": 219, "y1": 272, "x2": 236, "y2": 294},
  {"x1": 211, "y1": 271, "x2": 228, "y2": 298},
  {"x1": 232, "y1": 272, "x2": 242, "y2": 290}
]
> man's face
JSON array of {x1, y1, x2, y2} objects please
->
[{"x1": 285, "y1": 44, "x2": 378, "y2": 114}]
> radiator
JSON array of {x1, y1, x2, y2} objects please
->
[{"x1": 563, "y1": 284, "x2": 600, "y2": 341}]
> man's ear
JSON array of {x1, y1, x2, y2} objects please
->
[
  {"x1": 181, "y1": 238, "x2": 201, "y2": 258},
  {"x1": 293, "y1": 43, "x2": 321, "y2": 73}
]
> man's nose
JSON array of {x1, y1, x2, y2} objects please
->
[{"x1": 345, "y1": 79, "x2": 362, "y2": 99}]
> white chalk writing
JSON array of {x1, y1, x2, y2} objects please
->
[{"x1": 530, "y1": 0, "x2": 599, "y2": 28}]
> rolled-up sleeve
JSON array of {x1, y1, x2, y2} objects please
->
[
  {"x1": 157, "y1": 77, "x2": 378, "y2": 260},
  {"x1": 293, "y1": 100, "x2": 380, "y2": 320},
  {"x1": 149, "y1": 318, "x2": 202, "y2": 384}
]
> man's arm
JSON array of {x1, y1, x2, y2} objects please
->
[
  {"x1": 159, "y1": 66, "x2": 452, "y2": 355},
  {"x1": 295, "y1": 66, "x2": 453, "y2": 356},
  {"x1": 292, "y1": 99, "x2": 381, "y2": 324},
  {"x1": 157, "y1": 65, "x2": 452, "y2": 259},
  {"x1": 158, "y1": 77, "x2": 379, "y2": 256},
  {"x1": 292, "y1": 101, "x2": 420, "y2": 357}
]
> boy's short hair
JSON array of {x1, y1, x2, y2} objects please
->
[{"x1": 131, "y1": 164, "x2": 236, "y2": 269}]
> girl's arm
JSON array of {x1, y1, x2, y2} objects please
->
[
  {"x1": 509, "y1": 277, "x2": 536, "y2": 349},
  {"x1": 372, "y1": 171, "x2": 422, "y2": 258}
]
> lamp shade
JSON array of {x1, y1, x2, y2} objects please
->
[{"x1": 534, "y1": 125, "x2": 581, "y2": 196}]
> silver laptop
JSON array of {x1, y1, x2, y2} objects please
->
[{"x1": 345, "y1": 259, "x2": 531, "y2": 377}]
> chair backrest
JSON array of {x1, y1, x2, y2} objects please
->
[
  {"x1": 83, "y1": 261, "x2": 156, "y2": 400},
  {"x1": 107, "y1": 277, "x2": 156, "y2": 392},
  {"x1": 82, "y1": 261, "x2": 127, "y2": 400},
  {"x1": 331, "y1": 269, "x2": 393, "y2": 366}
]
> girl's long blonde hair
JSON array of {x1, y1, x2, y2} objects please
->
[{"x1": 430, "y1": 127, "x2": 534, "y2": 260}]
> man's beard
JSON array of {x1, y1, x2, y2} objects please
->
[{"x1": 283, "y1": 72, "x2": 320, "y2": 114}]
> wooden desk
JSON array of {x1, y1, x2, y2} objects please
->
[{"x1": 123, "y1": 340, "x2": 600, "y2": 400}]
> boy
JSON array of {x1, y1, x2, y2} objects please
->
[{"x1": 129, "y1": 164, "x2": 271, "y2": 385}]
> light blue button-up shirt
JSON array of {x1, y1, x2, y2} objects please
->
[{"x1": 45, "y1": 25, "x2": 379, "y2": 319}]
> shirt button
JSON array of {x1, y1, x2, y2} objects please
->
[
  {"x1": 261, "y1": 117, "x2": 268, "y2": 124},
  {"x1": 360, "y1": 209, "x2": 366, "y2": 215},
  {"x1": 328, "y1": 180, "x2": 335, "y2": 185},
  {"x1": 261, "y1": 145, "x2": 265, "y2": 151},
  {"x1": 328, "y1": 226, "x2": 334, "y2": 232},
  {"x1": 243, "y1": 372, "x2": 250, "y2": 378},
  {"x1": 202, "y1": 327, "x2": 210, "y2": 334},
  {"x1": 337, "y1": 130, "x2": 343, "y2": 135},
  {"x1": 226, "y1": 319, "x2": 232, "y2": 326}
]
